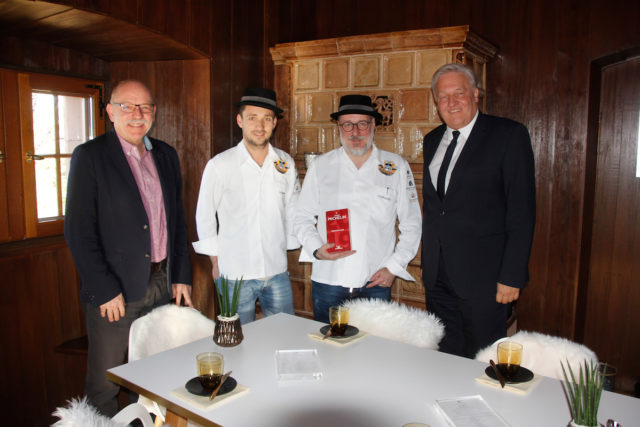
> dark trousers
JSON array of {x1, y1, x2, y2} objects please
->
[
  {"x1": 83, "y1": 266, "x2": 170, "y2": 416},
  {"x1": 312, "y1": 280, "x2": 392, "y2": 324},
  {"x1": 426, "y1": 255, "x2": 507, "y2": 359}
]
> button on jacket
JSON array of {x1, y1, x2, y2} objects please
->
[{"x1": 193, "y1": 141, "x2": 300, "y2": 280}]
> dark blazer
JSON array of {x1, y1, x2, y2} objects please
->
[
  {"x1": 421, "y1": 113, "x2": 536, "y2": 299},
  {"x1": 64, "y1": 131, "x2": 191, "y2": 306}
]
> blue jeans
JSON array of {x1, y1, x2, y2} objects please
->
[
  {"x1": 312, "y1": 280, "x2": 392, "y2": 323},
  {"x1": 217, "y1": 272, "x2": 294, "y2": 324}
]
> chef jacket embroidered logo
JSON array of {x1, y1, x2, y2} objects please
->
[
  {"x1": 378, "y1": 161, "x2": 397, "y2": 176},
  {"x1": 274, "y1": 158, "x2": 289, "y2": 174}
]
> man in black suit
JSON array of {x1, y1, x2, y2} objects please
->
[
  {"x1": 422, "y1": 63, "x2": 536, "y2": 358},
  {"x1": 65, "y1": 79, "x2": 192, "y2": 415}
]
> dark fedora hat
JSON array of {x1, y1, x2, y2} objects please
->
[
  {"x1": 330, "y1": 94, "x2": 382, "y2": 121},
  {"x1": 235, "y1": 87, "x2": 283, "y2": 115}
]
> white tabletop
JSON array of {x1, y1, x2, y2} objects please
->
[{"x1": 108, "y1": 313, "x2": 639, "y2": 427}]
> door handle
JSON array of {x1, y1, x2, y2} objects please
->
[
  {"x1": 0, "y1": 150, "x2": 5, "y2": 163},
  {"x1": 25, "y1": 151, "x2": 45, "y2": 162}
]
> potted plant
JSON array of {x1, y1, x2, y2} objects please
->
[
  {"x1": 213, "y1": 276, "x2": 244, "y2": 347},
  {"x1": 561, "y1": 359, "x2": 606, "y2": 427}
]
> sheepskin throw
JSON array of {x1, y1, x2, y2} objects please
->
[
  {"x1": 474, "y1": 330, "x2": 599, "y2": 380},
  {"x1": 52, "y1": 397, "x2": 126, "y2": 427},
  {"x1": 128, "y1": 304, "x2": 216, "y2": 361},
  {"x1": 128, "y1": 304, "x2": 215, "y2": 423},
  {"x1": 342, "y1": 298, "x2": 444, "y2": 349}
]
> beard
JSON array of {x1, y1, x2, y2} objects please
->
[
  {"x1": 340, "y1": 132, "x2": 374, "y2": 157},
  {"x1": 244, "y1": 130, "x2": 272, "y2": 148}
]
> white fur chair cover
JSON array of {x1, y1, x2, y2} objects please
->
[
  {"x1": 129, "y1": 304, "x2": 215, "y2": 361},
  {"x1": 128, "y1": 304, "x2": 216, "y2": 423},
  {"x1": 342, "y1": 298, "x2": 444, "y2": 349},
  {"x1": 52, "y1": 397, "x2": 154, "y2": 427},
  {"x1": 474, "y1": 330, "x2": 599, "y2": 380}
]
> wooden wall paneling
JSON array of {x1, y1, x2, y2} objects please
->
[
  {"x1": 0, "y1": 36, "x2": 110, "y2": 81},
  {"x1": 56, "y1": 248, "x2": 86, "y2": 343},
  {"x1": 32, "y1": 249, "x2": 68, "y2": 419},
  {"x1": 189, "y1": 0, "x2": 215, "y2": 57},
  {"x1": 139, "y1": 0, "x2": 190, "y2": 47},
  {"x1": 1, "y1": 254, "x2": 45, "y2": 426},
  {"x1": 582, "y1": 56, "x2": 640, "y2": 389},
  {"x1": 228, "y1": 0, "x2": 267, "y2": 147},
  {"x1": 210, "y1": 0, "x2": 233, "y2": 156},
  {"x1": 181, "y1": 59, "x2": 215, "y2": 316},
  {"x1": 75, "y1": 0, "x2": 138, "y2": 23},
  {"x1": 0, "y1": 73, "x2": 9, "y2": 242}
]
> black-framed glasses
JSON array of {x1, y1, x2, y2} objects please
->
[
  {"x1": 338, "y1": 120, "x2": 372, "y2": 132},
  {"x1": 111, "y1": 102, "x2": 155, "y2": 114}
]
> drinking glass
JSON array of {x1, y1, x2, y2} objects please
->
[
  {"x1": 196, "y1": 352, "x2": 224, "y2": 391},
  {"x1": 329, "y1": 306, "x2": 349, "y2": 336},
  {"x1": 497, "y1": 341, "x2": 522, "y2": 380}
]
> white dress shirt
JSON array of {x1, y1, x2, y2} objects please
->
[
  {"x1": 428, "y1": 111, "x2": 479, "y2": 193},
  {"x1": 294, "y1": 145, "x2": 422, "y2": 288},
  {"x1": 193, "y1": 140, "x2": 300, "y2": 280}
]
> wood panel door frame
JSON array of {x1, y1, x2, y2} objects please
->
[{"x1": 577, "y1": 45, "x2": 640, "y2": 343}]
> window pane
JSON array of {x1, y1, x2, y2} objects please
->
[
  {"x1": 32, "y1": 93, "x2": 56, "y2": 155},
  {"x1": 35, "y1": 158, "x2": 59, "y2": 218},
  {"x1": 60, "y1": 157, "x2": 71, "y2": 215},
  {"x1": 59, "y1": 95, "x2": 91, "y2": 154}
]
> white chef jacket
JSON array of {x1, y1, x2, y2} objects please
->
[
  {"x1": 193, "y1": 140, "x2": 300, "y2": 280},
  {"x1": 294, "y1": 145, "x2": 422, "y2": 288}
]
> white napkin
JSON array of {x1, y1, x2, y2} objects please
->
[
  {"x1": 475, "y1": 372, "x2": 542, "y2": 395},
  {"x1": 171, "y1": 383, "x2": 249, "y2": 410},
  {"x1": 307, "y1": 330, "x2": 367, "y2": 346}
]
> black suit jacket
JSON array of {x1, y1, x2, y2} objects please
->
[
  {"x1": 421, "y1": 113, "x2": 536, "y2": 299},
  {"x1": 64, "y1": 131, "x2": 192, "y2": 306}
]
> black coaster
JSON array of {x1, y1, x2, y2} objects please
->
[
  {"x1": 319, "y1": 324, "x2": 359, "y2": 338},
  {"x1": 185, "y1": 376, "x2": 237, "y2": 396},
  {"x1": 485, "y1": 366, "x2": 534, "y2": 384}
]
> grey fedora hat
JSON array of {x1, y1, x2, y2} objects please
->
[
  {"x1": 330, "y1": 94, "x2": 382, "y2": 121},
  {"x1": 235, "y1": 87, "x2": 283, "y2": 115}
]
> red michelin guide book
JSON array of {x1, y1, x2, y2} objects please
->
[{"x1": 325, "y1": 208, "x2": 351, "y2": 252}]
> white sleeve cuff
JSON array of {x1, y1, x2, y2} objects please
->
[
  {"x1": 192, "y1": 238, "x2": 219, "y2": 256},
  {"x1": 384, "y1": 258, "x2": 415, "y2": 281}
]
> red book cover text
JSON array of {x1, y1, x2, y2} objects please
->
[{"x1": 326, "y1": 208, "x2": 351, "y2": 252}]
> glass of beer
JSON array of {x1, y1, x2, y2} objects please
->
[
  {"x1": 196, "y1": 352, "x2": 224, "y2": 391},
  {"x1": 497, "y1": 341, "x2": 523, "y2": 380},
  {"x1": 329, "y1": 306, "x2": 349, "y2": 336}
]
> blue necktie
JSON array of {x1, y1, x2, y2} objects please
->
[{"x1": 437, "y1": 130, "x2": 460, "y2": 200}]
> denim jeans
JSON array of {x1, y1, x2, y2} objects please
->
[
  {"x1": 312, "y1": 280, "x2": 392, "y2": 323},
  {"x1": 217, "y1": 271, "x2": 294, "y2": 324}
]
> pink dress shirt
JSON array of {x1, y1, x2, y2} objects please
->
[{"x1": 118, "y1": 135, "x2": 167, "y2": 262}]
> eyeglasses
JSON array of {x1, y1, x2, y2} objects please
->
[
  {"x1": 338, "y1": 120, "x2": 372, "y2": 132},
  {"x1": 111, "y1": 102, "x2": 155, "y2": 114}
]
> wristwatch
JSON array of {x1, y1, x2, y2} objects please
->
[{"x1": 313, "y1": 249, "x2": 320, "y2": 259}]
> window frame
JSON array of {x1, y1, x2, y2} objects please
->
[{"x1": 18, "y1": 72, "x2": 105, "y2": 238}]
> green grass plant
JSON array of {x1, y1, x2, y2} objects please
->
[
  {"x1": 216, "y1": 276, "x2": 243, "y2": 317},
  {"x1": 561, "y1": 360, "x2": 605, "y2": 426}
]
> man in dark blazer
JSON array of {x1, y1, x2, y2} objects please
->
[
  {"x1": 64, "y1": 79, "x2": 192, "y2": 415},
  {"x1": 422, "y1": 64, "x2": 536, "y2": 358}
]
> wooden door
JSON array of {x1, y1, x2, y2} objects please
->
[{"x1": 584, "y1": 56, "x2": 640, "y2": 389}]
